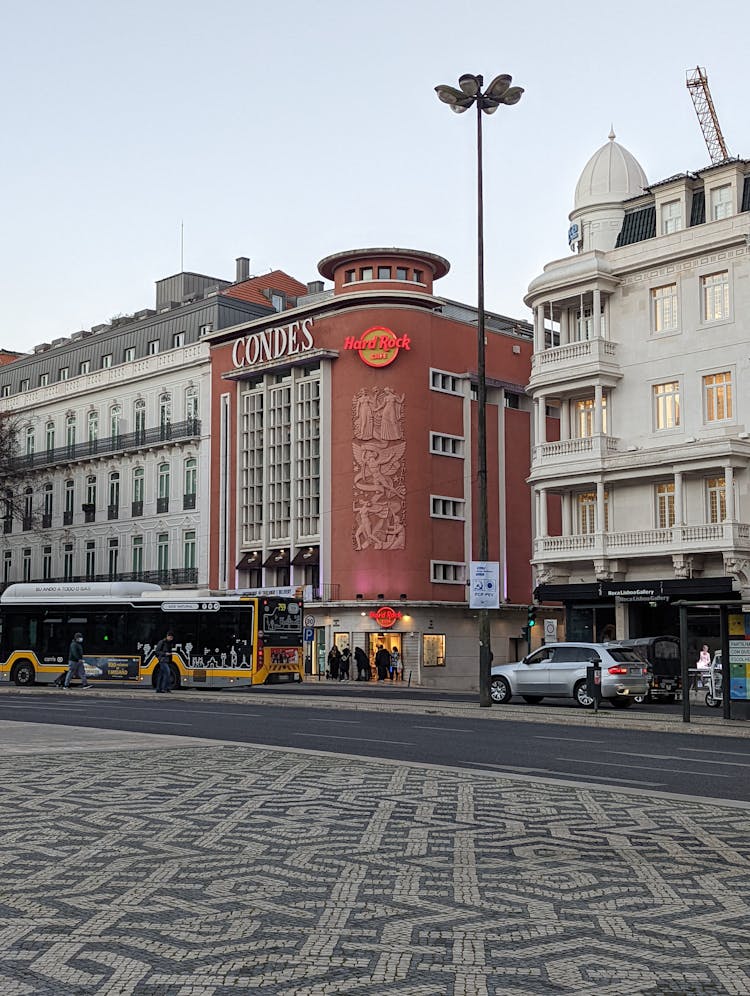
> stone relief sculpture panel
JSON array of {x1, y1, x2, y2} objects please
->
[{"x1": 352, "y1": 387, "x2": 406, "y2": 550}]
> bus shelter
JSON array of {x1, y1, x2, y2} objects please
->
[{"x1": 675, "y1": 599, "x2": 750, "y2": 723}]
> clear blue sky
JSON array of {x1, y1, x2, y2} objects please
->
[{"x1": 1, "y1": 0, "x2": 747, "y2": 352}]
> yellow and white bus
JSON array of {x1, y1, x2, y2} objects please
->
[{"x1": 0, "y1": 582, "x2": 304, "y2": 689}]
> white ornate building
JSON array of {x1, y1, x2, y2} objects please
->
[{"x1": 525, "y1": 132, "x2": 750, "y2": 641}]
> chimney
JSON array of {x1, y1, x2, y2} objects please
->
[
  {"x1": 236, "y1": 257, "x2": 250, "y2": 282},
  {"x1": 306, "y1": 280, "x2": 324, "y2": 294}
]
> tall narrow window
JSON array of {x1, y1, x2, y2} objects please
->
[
  {"x1": 43, "y1": 484, "x2": 53, "y2": 527},
  {"x1": 185, "y1": 387, "x2": 199, "y2": 425},
  {"x1": 23, "y1": 488, "x2": 33, "y2": 530},
  {"x1": 132, "y1": 536, "x2": 144, "y2": 573},
  {"x1": 574, "y1": 398, "x2": 607, "y2": 437},
  {"x1": 88, "y1": 410, "x2": 98, "y2": 445},
  {"x1": 132, "y1": 466, "x2": 144, "y2": 516},
  {"x1": 108, "y1": 472, "x2": 120, "y2": 519},
  {"x1": 702, "y1": 271, "x2": 729, "y2": 322},
  {"x1": 704, "y1": 372, "x2": 732, "y2": 422},
  {"x1": 576, "y1": 490, "x2": 609, "y2": 533},
  {"x1": 63, "y1": 543, "x2": 73, "y2": 580},
  {"x1": 23, "y1": 547, "x2": 32, "y2": 582},
  {"x1": 656, "y1": 482, "x2": 675, "y2": 528},
  {"x1": 158, "y1": 462, "x2": 170, "y2": 512},
  {"x1": 108, "y1": 538, "x2": 119, "y2": 578},
  {"x1": 707, "y1": 477, "x2": 727, "y2": 524},
  {"x1": 110, "y1": 405, "x2": 121, "y2": 440},
  {"x1": 652, "y1": 284, "x2": 678, "y2": 333},
  {"x1": 43, "y1": 546, "x2": 52, "y2": 580},
  {"x1": 159, "y1": 394, "x2": 172, "y2": 439},
  {"x1": 64, "y1": 479, "x2": 74, "y2": 524},
  {"x1": 3, "y1": 550, "x2": 11, "y2": 584},
  {"x1": 45, "y1": 421, "x2": 55, "y2": 452},
  {"x1": 157, "y1": 532, "x2": 169, "y2": 573},
  {"x1": 653, "y1": 382, "x2": 680, "y2": 430},
  {"x1": 183, "y1": 530, "x2": 196, "y2": 569},
  {"x1": 66, "y1": 415, "x2": 76, "y2": 452},
  {"x1": 134, "y1": 399, "x2": 146, "y2": 443},
  {"x1": 184, "y1": 458, "x2": 197, "y2": 509},
  {"x1": 85, "y1": 540, "x2": 96, "y2": 580},
  {"x1": 25, "y1": 426, "x2": 35, "y2": 456}
]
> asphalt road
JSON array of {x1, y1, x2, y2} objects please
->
[{"x1": 2, "y1": 691, "x2": 748, "y2": 803}]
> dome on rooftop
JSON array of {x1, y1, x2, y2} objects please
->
[{"x1": 574, "y1": 130, "x2": 648, "y2": 211}]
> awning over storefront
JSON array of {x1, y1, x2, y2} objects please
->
[
  {"x1": 263, "y1": 549, "x2": 290, "y2": 568},
  {"x1": 236, "y1": 551, "x2": 262, "y2": 571},
  {"x1": 291, "y1": 546, "x2": 319, "y2": 566}
]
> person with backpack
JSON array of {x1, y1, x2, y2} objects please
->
[
  {"x1": 63, "y1": 632, "x2": 92, "y2": 689},
  {"x1": 154, "y1": 630, "x2": 174, "y2": 693},
  {"x1": 354, "y1": 646, "x2": 369, "y2": 681}
]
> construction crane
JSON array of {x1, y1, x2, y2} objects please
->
[{"x1": 686, "y1": 66, "x2": 730, "y2": 164}]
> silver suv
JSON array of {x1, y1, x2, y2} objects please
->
[{"x1": 490, "y1": 642, "x2": 649, "y2": 708}]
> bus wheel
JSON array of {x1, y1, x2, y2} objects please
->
[
  {"x1": 12, "y1": 660, "x2": 36, "y2": 686},
  {"x1": 169, "y1": 665, "x2": 181, "y2": 690}
]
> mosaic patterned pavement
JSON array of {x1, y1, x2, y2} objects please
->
[{"x1": 0, "y1": 727, "x2": 749, "y2": 995}]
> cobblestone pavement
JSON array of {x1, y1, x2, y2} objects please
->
[{"x1": 1, "y1": 722, "x2": 749, "y2": 995}]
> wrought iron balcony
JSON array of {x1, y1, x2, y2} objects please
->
[
  {"x1": 13, "y1": 567, "x2": 200, "y2": 588},
  {"x1": 156, "y1": 497, "x2": 169, "y2": 513},
  {"x1": 131, "y1": 500, "x2": 143, "y2": 518},
  {"x1": 63, "y1": 510, "x2": 74, "y2": 525},
  {"x1": 183, "y1": 493, "x2": 196, "y2": 510},
  {"x1": 107, "y1": 504, "x2": 119, "y2": 521},
  {"x1": 8, "y1": 418, "x2": 201, "y2": 473},
  {"x1": 42, "y1": 514, "x2": 52, "y2": 529}
]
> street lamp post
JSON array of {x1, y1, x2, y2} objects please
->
[{"x1": 435, "y1": 73, "x2": 524, "y2": 707}]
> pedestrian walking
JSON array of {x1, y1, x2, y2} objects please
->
[
  {"x1": 327, "y1": 645, "x2": 341, "y2": 681},
  {"x1": 375, "y1": 643, "x2": 391, "y2": 681},
  {"x1": 154, "y1": 630, "x2": 174, "y2": 693},
  {"x1": 339, "y1": 646, "x2": 351, "y2": 681},
  {"x1": 63, "y1": 632, "x2": 92, "y2": 689},
  {"x1": 391, "y1": 647, "x2": 402, "y2": 682},
  {"x1": 354, "y1": 646, "x2": 369, "y2": 681}
]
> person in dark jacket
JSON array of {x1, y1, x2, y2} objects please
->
[
  {"x1": 154, "y1": 630, "x2": 174, "y2": 693},
  {"x1": 354, "y1": 646, "x2": 369, "y2": 681},
  {"x1": 327, "y1": 645, "x2": 341, "y2": 681},
  {"x1": 339, "y1": 646, "x2": 351, "y2": 680},
  {"x1": 63, "y1": 632, "x2": 92, "y2": 689},
  {"x1": 375, "y1": 644, "x2": 391, "y2": 681}
]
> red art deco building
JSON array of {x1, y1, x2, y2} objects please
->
[{"x1": 207, "y1": 247, "x2": 534, "y2": 689}]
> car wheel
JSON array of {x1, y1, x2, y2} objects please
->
[
  {"x1": 633, "y1": 692, "x2": 647, "y2": 704},
  {"x1": 705, "y1": 692, "x2": 721, "y2": 708},
  {"x1": 12, "y1": 660, "x2": 36, "y2": 686},
  {"x1": 169, "y1": 664, "x2": 181, "y2": 690},
  {"x1": 522, "y1": 695, "x2": 544, "y2": 704},
  {"x1": 574, "y1": 681, "x2": 594, "y2": 708},
  {"x1": 490, "y1": 677, "x2": 511, "y2": 704},
  {"x1": 611, "y1": 698, "x2": 633, "y2": 709}
]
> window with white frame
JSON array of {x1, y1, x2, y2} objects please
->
[
  {"x1": 101, "y1": 353, "x2": 112, "y2": 369},
  {"x1": 85, "y1": 540, "x2": 95, "y2": 579},
  {"x1": 45, "y1": 421, "x2": 55, "y2": 451},
  {"x1": 185, "y1": 386, "x2": 198, "y2": 422},
  {"x1": 23, "y1": 547, "x2": 32, "y2": 582},
  {"x1": 430, "y1": 432, "x2": 465, "y2": 457},
  {"x1": 295, "y1": 376, "x2": 320, "y2": 538},
  {"x1": 20, "y1": 378, "x2": 29, "y2": 391},
  {"x1": 574, "y1": 397, "x2": 607, "y2": 437},
  {"x1": 59, "y1": 367, "x2": 69, "y2": 381},
  {"x1": 172, "y1": 331, "x2": 185, "y2": 349},
  {"x1": 66, "y1": 415, "x2": 76, "y2": 449},
  {"x1": 653, "y1": 382, "x2": 680, "y2": 430},
  {"x1": 430, "y1": 369, "x2": 462, "y2": 395},
  {"x1": 184, "y1": 458, "x2": 197, "y2": 498},
  {"x1": 268, "y1": 380, "x2": 292, "y2": 543},
  {"x1": 431, "y1": 561, "x2": 466, "y2": 584},
  {"x1": 710, "y1": 184, "x2": 732, "y2": 220},
  {"x1": 3, "y1": 550, "x2": 11, "y2": 584},
  {"x1": 108, "y1": 472, "x2": 120, "y2": 510},
  {"x1": 39, "y1": 372, "x2": 49, "y2": 387},
  {"x1": 158, "y1": 463, "x2": 170, "y2": 500},
  {"x1": 576, "y1": 490, "x2": 609, "y2": 534},
  {"x1": 25, "y1": 426, "x2": 35, "y2": 456},
  {"x1": 651, "y1": 284, "x2": 679, "y2": 333},
  {"x1": 704, "y1": 371, "x2": 732, "y2": 422},
  {"x1": 574, "y1": 306, "x2": 607, "y2": 341},
  {"x1": 79, "y1": 360, "x2": 90, "y2": 375},
  {"x1": 110, "y1": 405, "x2": 121, "y2": 439},
  {"x1": 183, "y1": 530, "x2": 196, "y2": 569},
  {"x1": 159, "y1": 393, "x2": 172, "y2": 432},
  {"x1": 134, "y1": 399, "x2": 146, "y2": 440},
  {"x1": 123, "y1": 346, "x2": 135, "y2": 363},
  {"x1": 157, "y1": 532, "x2": 169, "y2": 572},
  {"x1": 241, "y1": 388, "x2": 265, "y2": 544},
  {"x1": 108, "y1": 538, "x2": 119, "y2": 577},
  {"x1": 63, "y1": 543, "x2": 73, "y2": 580},
  {"x1": 430, "y1": 495, "x2": 465, "y2": 519},
  {"x1": 423, "y1": 633, "x2": 446, "y2": 667},
  {"x1": 64, "y1": 479, "x2": 74, "y2": 516},
  {"x1": 132, "y1": 466, "x2": 144, "y2": 503},
  {"x1": 87, "y1": 410, "x2": 98, "y2": 443},
  {"x1": 43, "y1": 483, "x2": 53, "y2": 519},
  {"x1": 660, "y1": 199, "x2": 682, "y2": 234},
  {"x1": 707, "y1": 477, "x2": 727, "y2": 524},
  {"x1": 148, "y1": 339, "x2": 160, "y2": 355},
  {"x1": 43, "y1": 546, "x2": 52, "y2": 580},
  {"x1": 702, "y1": 271, "x2": 730, "y2": 322},
  {"x1": 656, "y1": 482, "x2": 675, "y2": 528},
  {"x1": 86, "y1": 475, "x2": 97, "y2": 507},
  {"x1": 1, "y1": 385, "x2": 10, "y2": 397},
  {"x1": 132, "y1": 536, "x2": 144, "y2": 573}
]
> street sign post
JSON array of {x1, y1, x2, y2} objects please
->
[{"x1": 469, "y1": 561, "x2": 500, "y2": 610}]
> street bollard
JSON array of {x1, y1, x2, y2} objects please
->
[{"x1": 586, "y1": 662, "x2": 602, "y2": 714}]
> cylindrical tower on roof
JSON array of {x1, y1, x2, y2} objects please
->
[
  {"x1": 318, "y1": 247, "x2": 449, "y2": 296},
  {"x1": 569, "y1": 130, "x2": 648, "y2": 253}
]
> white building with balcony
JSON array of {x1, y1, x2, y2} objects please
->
[{"x1": 525, "y1": 130, "x2": 750, "y2": 641}]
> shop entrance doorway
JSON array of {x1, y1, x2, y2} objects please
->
[{"x1": 368, "y1": 632, "x2": 403, "y2": 681}]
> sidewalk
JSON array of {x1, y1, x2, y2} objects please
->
[{"x1": 0, "y1": 719, "x2": 748, "y2": 995}]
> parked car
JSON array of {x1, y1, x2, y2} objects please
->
[
  {"x1": 615, "y1": 636, "x2": 681, "y2": 703},
  {"x1": 490, "y1": 642, "x2": 649, "y2": 708}
]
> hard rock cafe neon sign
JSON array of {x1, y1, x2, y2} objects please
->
[
  {"x1": 344, "y1": 326, "x2": 411, "y2": 368},
  {"x1": 369, "y1": 606, "x2": 402, "y2": 628}
]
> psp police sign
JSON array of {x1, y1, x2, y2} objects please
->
[{"x1": 469, "y1": 561, "x2": 500, "y2": 609}]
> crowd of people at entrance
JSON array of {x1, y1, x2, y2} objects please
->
[{"x1": 326, "y1": 643, "x2": 403, "y2": 681}]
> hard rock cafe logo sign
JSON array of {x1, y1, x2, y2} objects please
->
[
  {"x1": 369, "y1": 606, "x2": 402, "y2": 629},
  {"x1": 344, "y1": 326, "x2": 411, "y2": 368}
]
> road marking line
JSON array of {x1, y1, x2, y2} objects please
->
[
  {"x1": 293, "y1": 733, "x2": 414, "y2": 746},
  {"x1": 414, "y1": 726, "x2": 475, "y2": 733},
  {"x1": 557, "y1": 756, "x2": 731, "y2": 777},
  {"x1": 85, "y1": 718, "x2": 194, "y2": 727},
  {"x1": 472, "y1": 761, "x2": 661, "y2": 787},
  {"x1": 603, "y1": 750, "x2": 750, "y2": 768},
  {"x1": 307, "y1": 718, "x2": 361, "y2": 725},
  {"x1": 534, "y1": 736, "x2": 603, "y2": 743},
  {"x1": 679, "y1": 747, "x2": 750, "y2": 758}
]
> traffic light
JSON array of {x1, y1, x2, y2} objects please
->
[{"x1": 527, "y1": 606, "x2": 538, "y2": 629}]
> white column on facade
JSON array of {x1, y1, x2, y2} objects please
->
[
  {"x1": 674, "y1": 471, "x2": 684, "y2": 526},
  {"x1": 596, "y1": 480, "x2": 606, "y2": 533},
  {"x1": 593, "y1": 288, "x2": 601, "y2": 338},
  {"x1": 561, "y1": 493, "x2": 571, "y2": 536},
  {"x1": 560, "y1": 400, "x2": 570, "y2": 441},
  {"x1": 594, "y1": 384, "x2": 603, "y2": 435},
  {"x1": 536, "y1": 395, "x2": 547, "y2": 445},
  {"x1": 538, "y1": 488, "x2": 548, "y2": 538},
  {"x1": 535, "y1": 304, "x2": 545, "y2": 352},
  {"x1": 724, "y1": 465, "x2": 735, "y2": 521},
  {"x1": 560, "y1": 307, "x2": 569, "y2": 345}
]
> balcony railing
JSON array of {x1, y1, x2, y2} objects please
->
[
  {"x1": 8, "y1": 418, "x2": 201, "y2": 473},
  {"x1": 83, "y1": 505, "x2": 96, "y2": 523},
  {"x1": 183, "y1": 493, "x2": 196, "y2": 510},
  {"x1": 108, "y1": 504, "x2": 119, "y2": 520},
  {"x1": 531, "y1": 337, "x2": 619, "y2": 373},
  {"x1": 42, "y1": 514, "x2": 52, "y2": 529},
  {"x1": 534, "y1": 435, "x2": 620, "y2": 463},
  {"x1": 11, "y1": 568, "x2": 200, "y2": 588},
  {"x1": 156, "y1": 497, "x2": 169, "y2": 513},
  {"x1": 132, "y1": 500, "x2": 143, "y2": 518},
  {"x1": 22, "y1": 517, "x2": 32, "y2": 532},
  {"x1": 63, "y1": 510, "x2": 74, "y2": 525},
  {"x1": 536, "y1": 521, "x2": 750, "y2": 559},
  {"x1": 3, "y1": 518, "x2": 12, "y2": 534}
]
